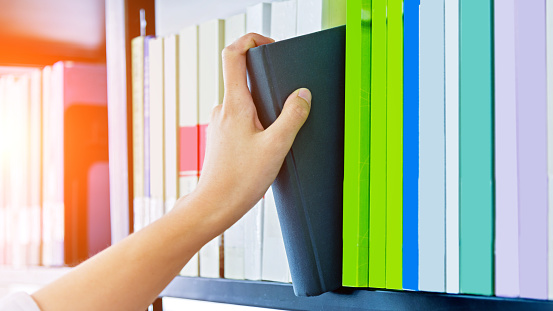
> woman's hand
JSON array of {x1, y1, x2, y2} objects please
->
[{"x1": 191, "y1": 33, "x2": 312, "y2": 230}]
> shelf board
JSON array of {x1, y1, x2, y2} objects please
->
[{"x1": 160, "y1": 276, "x2": 553, "y2": 311}]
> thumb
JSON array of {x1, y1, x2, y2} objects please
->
[{"x1": 265, "y1": 88, "x2": 311, "y2": 147}]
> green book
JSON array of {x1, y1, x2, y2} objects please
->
[
  {"x1": 459, "y1": 0, "x2": 494, "y2": 295},
  {"x1": 369, "y1": 0, "x2": 386, "y2": 288},
  {"x1": 343, "y1": 0, "x2": 371, "y2": 287},
  {"x1": 386, "y1": 0, "x2": 403, "y2": 290}
]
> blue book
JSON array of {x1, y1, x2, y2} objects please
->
[{"x1": 403, "y1": 0, "x2": 419, "y2": 291}]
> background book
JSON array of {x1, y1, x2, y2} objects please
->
[
  {"x1": 494, "y1": 0, "x2": 520, "y2": 298},
  {"x1": 198, "y1": 18, "x2": 225, "y2": 278},
  {"x1": 444, "y1": 0, "x2": 459, "y2": 295},
  {"x1": 223, "y1": 12, "x2": 247, "y2": 281},
  {"x1": 164, "y1": 34, "x2": 179, "y2": 214},
  {"x1": 513, "y1": 0, "x2": 548, "y2": 300},
  {"x1": 418, "y1": 0, "x2": 445, "y2": 293},
  {"x1": 178, "y1": 25, "x2": 200, "y2": 278}
]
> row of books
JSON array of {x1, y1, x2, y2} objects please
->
[
  {"x1": 130, "y1": 0, "x2": 345, "y2": 281},
  {"x1": 0, "y1": 62, "x2": 111, "y2": 268},
  {"x1": 344, "y1": 0, "x2": 552, "y2": 300}
]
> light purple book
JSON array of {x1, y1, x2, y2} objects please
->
[
  {"x1": 494, "y1": 0, "x2": 520, "y2": 297},
  {"x1": 514, "y1": 0, "x2": 549, "y2": 300},
  {"x1": 143, "y1": 35, "x2": 154, "y2": 219}
]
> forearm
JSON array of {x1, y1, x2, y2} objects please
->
[{"x1": 32, "y1": 190, "x2": 229, "y2": 311}]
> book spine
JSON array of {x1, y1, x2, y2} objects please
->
[
  {"x1": 322, "y1": 0, "x2": 347, "y2": 30},
  {"x1": 246, "y1": 2, "x2": 272, "y2": 37},
  {"x1": 164, "y1": 35, "x2": 179, "y2": 214},
  {"x1": 419, "y1": 0, "x2": 445, "y2": 293},
  {"x1": 143, "y1": 36, "x2": 153, "y2": 227},
  {"x1": 224, "y1": 13, "x2": 247, "y2": 280},
  {"x1": 343, "y1": 0, "x2": 369, "y2": 287},
  {"x1": 513, "y1": 0, "x2": 548, "y2": 300},
  {"x1": 444, "y1": 0, "x2": 459, "y2": 294},
  {"x1": 0, "y1": 77, "x2": 5, "y2": 265},
  {"x1": 131, "y1": 37, "x2": 145, "y2": 232},
  {"x1": 244, "y1": 199, "x2": 264, "y2": 280},
  {"x1": 386, "y1": 0, "x2": 403, "y2": 290},
  {"x1": 270, "y1": 0, "x2": 298, "y2": 41},
  {"x1": 149, "y1": 37, "x2": 165, "y2": 223},
  {"x1": 547, "y1": 0, "x2": 553, "y2": 300},
  {"x1": 494, "y1": 0, "x2": 520, "y2": 297},
  {"x1": 29, "y1": 70, "x2": 42, "y2": 266},
  {"x1": 178, "y1": 25, "x2": 200, "y2": 277},
  {"x1": 296, "y1": 0, "x2": 323, "y2": 36},
  {"x1": 261, "y1": 187, "x2": 290, "y2": 283},
  {"x1": 198, "y1": 19, "x2": 225, "y2": 278},
  {"x1": 459, "y1": 0, "x2": 494, "y2": 296},
  {"x1": 402, "y1": 0, "x2": 419, "y2": 291},
  {"x1": 369, "y1": 0, "x2": 386, "y2": 289}
]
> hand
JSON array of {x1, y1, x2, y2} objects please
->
[{"x1": 192, "y1": 33, "x2": 312, "y2": 229}]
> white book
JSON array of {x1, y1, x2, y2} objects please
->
[
  {"x1": 547, "y1": 0, "x2": 553, "y2": 300},
  {"x1": 42, "y1": 64, "x2": 65, "y2": 267},
  {"x1": 246, "y1": 2, "x2": 272, "y2": 37},
  {"x1": 0, "y1": 76, "x2": 6, "y2": 265},
  {"x1": 106, "y1": 0, "x2": 130, "y2": 244},
  {"x1": 178, "y1": 25, "x2": 200, "y2": 277},
  {"x1": 28, "y1": 70, "x2": 42, "y2": 266},
  {"x1": 198, "y1": 19, "x2": 225, "y2": 278},
  {"x1": 419, "y1": 0, "x2": 446, "y2": 292},
  {"x1": 131, "y1": 36, "x2": 146, "y2": 232},
  {"x1": 270, "y1": 0, "x2": 298, "y2": 41},
  {"x1": 444, "y1": 0, "x2": 459, "y2": 294},
  {"x1": 244, "y1": 199, "x2": 264, "y2": 280},
  {"x1": 261, "y1": 187, "x2": 290, "y2": 282},
  {"x1": 148, "y1": 37, "x2": 166, "y2": 224},
  {"x1": 164, "y1": 35, "x2": 179, "y2": 214},
  {"x1": 296, "y1": 0, "x2": 346, "y2": 36},
  {"x1": 177, "y1": 25, "x2": 200, "y2": 277},
  {"x1": 223, "y1": 12, "x2": 247, "y2": 280}
]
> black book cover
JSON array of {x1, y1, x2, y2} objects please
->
[{"x1": 246, "y1": 25, "x2": 345, "y2": 297}]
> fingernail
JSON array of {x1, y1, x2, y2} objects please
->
[{"x1": 298, "y1": 88, "x2": 312, "y2": 105}]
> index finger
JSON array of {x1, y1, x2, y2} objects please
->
[{"x1": 222, "y1": 33, "x2": 274, "y2": 102}]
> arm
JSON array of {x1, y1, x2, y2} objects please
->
[{"x1": 32, "y1": 33, "x2": 312, "y2": 311}]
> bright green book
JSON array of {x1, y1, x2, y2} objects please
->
[
  {"x1": 386, "y1": 0, "x2": 403, "y2": 290},
  {"x1": 369, "y1": 0, "x2": 386, "y2": 288},
  {"x1": 343, "y1": 0, "x2": 371, "y2": 287},
  {"x1": 459, "y1": 0, "x2": 494, "y2": 295}
]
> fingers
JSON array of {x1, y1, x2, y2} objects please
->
[
  {"x1": 265, "y1": 88, "x2": 311, "y2": 151},
  {"x1": 222, "y1": 33, "x2": 274, "y2": 102}
]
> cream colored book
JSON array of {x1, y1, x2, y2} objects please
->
[
  {"x1": 261, "y1": 187, "x2": 290, "y2": 282},
  {"x1": 178, "y1": 25, "x2": 200, "y2": 277},
  {"x1": 131, "y1": 36, "x2": 146, "y2": 232},
  {"x1": 28, "y1": 70, "x2": 42, "y2": 266},
  {"x1": 223, "y1": 12, "x2": 247, "y2": 280},
  {"x1": 164, "y1": 34, "x2": 179, "y2": 214},
  {"x1": 247, "y1": 2, "x2": 272, "y2": 37},
  {"x1": 148, "y1": 37, "x2": 166, "y2": 224},
  {"x1": 270, "y1": 0, "x2": 298, "y2": 41},
  {"x1": 198, "y1": 18, "x2": 225, "y2": 278},
  {"x1": 296, "y1": 0, "x2": 346, "y2": 36}
]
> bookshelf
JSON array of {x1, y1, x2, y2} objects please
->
[{"x1": 104, "y1": 0, "x2": 553, "y2": 310}]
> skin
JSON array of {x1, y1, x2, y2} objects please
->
[{"x1": 32, "y1": 33, "x2": 312, "y2": 311}]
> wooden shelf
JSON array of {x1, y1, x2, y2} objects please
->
[{"x1": 160, "y1": 276, "x2": 553, "y2": 311}]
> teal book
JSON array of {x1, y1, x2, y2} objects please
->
[{"x1": 459, "y1": 0, "x2": 494, "y2": 295}]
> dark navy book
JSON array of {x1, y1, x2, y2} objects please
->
[{"x1": 246, "y1": 25, "x2": 345, "y2": 297}]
